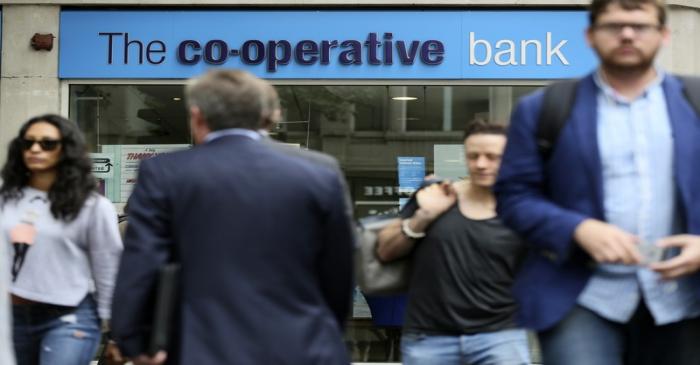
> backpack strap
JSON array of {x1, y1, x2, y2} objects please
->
[
  {"x1": 536, "y1": 79, "x2": 579, "y2": 161},
  {"x1": 677, "y1": 75, "x2": 700, "y2": 117}
]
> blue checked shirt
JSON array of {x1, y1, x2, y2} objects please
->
[{"x1": 577, "y1": 71, "x2": 700, "y2": 325}]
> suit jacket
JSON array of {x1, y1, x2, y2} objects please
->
[
  {"x1": 495, "y1": 73, "x2": 700, "y2": 331},
  {"x1": 261, "y1": 138, "x2": 353, "y2": 221},
  {"x1": 111, "y1": 135, "x2": 354, "y2": 364}
]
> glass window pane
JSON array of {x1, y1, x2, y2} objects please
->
[{"x1": 69, "y1": 85, "x2": 190, "y2": 152}]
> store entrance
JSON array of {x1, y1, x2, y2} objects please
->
[{"x1": 69, "y1": 82, "x2": 540, "y2": 363}]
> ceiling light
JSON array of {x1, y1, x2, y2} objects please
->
[
  {"x1": 172, "y1": 97, "x2": 182, "y2": 101},
  {"x1": 391, "y1": 96, "x2": 418, "y2": 101}
]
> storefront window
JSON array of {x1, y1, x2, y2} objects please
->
[
  {"x1": 274, "y1": 85, "x2": 535, "y2": 136},
  {"x1": 70, "y1": 85, "x2": 190, "y2": 150},
  {"x1": 69, "y1": 82, "x2": 539, "y2": 362}
]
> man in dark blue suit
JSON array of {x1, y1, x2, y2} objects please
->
[
  {"x1": 496, "y1": 0, "x2": 700, "y2": 364},
  {"x1": 111, "y1": 70, "x2": 354, "y2": 365}
]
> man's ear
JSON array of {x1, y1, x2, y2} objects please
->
[
  {"x1": 189, "y1": 106, "x2": 203, "y2": 128},
  {"x1": 260, "y1": 117, "x2": 273, "y2": 131},
  {"x1": 260, "y1": 108, "x2": 281, "y2": 131},
  {"x1": 585, "y1": 26, "x2": 594, "y2": 47},
  {"x1": 189, "y1": 105, "x2": 210, "y2": 144},
  {"x1": 660, "y1": 25, "x2": 671, "y2": 46}
]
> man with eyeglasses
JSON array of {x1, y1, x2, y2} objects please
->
[{"x1": 495, "y1": 0, "x2": 700, "y2": 364}]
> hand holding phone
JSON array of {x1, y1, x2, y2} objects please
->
[
  {"x1": 638, "y1": 242, "x2": 664, "y2": 265},
  {"x1": 649, "y1": 235, "x2": 700, "y2": 279}
]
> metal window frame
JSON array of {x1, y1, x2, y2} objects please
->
[{"x1": 60, "y1": 78, "x2": 549, "y2": 116}]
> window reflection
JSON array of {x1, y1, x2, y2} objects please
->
[{"x1": 70, "y1": 85, "x2": 190, "y2": 151}]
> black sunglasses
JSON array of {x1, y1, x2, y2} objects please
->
[{"x1": 20, "y1": 138, "x2": 62, "y2": 151}]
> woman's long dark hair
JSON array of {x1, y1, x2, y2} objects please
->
[{"x1": 0, "y1": 114, "x2": 97, "y2": 221}]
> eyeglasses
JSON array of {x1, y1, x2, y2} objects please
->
[
  {"x1": 20, "y1": 139, "x2": 62, "y2": 151},
  {"x1": 593, "y1": 22, "x2": 663, "y2": 36}
]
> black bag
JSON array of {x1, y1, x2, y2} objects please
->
[{"x1": 148, "y1": 262, "x2": 181, "y2": 356}]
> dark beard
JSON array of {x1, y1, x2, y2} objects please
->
[
  {"x1": 601, "y1": 58, "x2": 654, "y2": 77},
  {"x1": 599, "y1": 47, "x2": 657, "y2": 78}
]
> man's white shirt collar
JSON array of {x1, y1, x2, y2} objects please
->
[{"x1": 204, "y1": 128, "x2": 262, "y2": 143}]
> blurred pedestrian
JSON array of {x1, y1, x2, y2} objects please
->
[
  {"x1": 496, "y1": 0, "x2": 700, "y2": 364},
  {"x1": 1, "y1": 114, "x2": 122, "y2": 365},
  {"x1": 376, "y1": 121, "x2": 530, "y2": 365},
  {"x1": 111, "y1": 70, "x2": 354, "y2": 365}
]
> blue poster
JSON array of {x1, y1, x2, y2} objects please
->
[{"x1": 397, "y1": 156, "x2": 426, "y2": 195}]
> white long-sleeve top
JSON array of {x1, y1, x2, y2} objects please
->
[{"x1": 2, "y1": 187, "x2": 123, "y2": 319}]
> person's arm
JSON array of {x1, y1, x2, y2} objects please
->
[
  {"x1": 376, "y1": 182, "x2": 456, "y2": 262},
  {"x1": 87, "y1": 196, "x2": 124, "y2": 322},
  {"x1": 495, "y1": 95, "x2": 590, "y2": 264},
  {"x1": 111, "y1": 158, "x2": 173, "y2": 360},
  {"x1": 376, "y1": 210, "x2": 439, "y2": 262}
]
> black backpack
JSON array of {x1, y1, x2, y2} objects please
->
[{"x1": 536, "y1": 75, "x2": 700, "y2": 161}]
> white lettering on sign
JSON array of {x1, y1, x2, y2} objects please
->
[
  {"x1": 547, "y1": 33, "x2": 569, "y2": 65},
  {"x1": 469, "y1": 32, "x2": 569, "y2": 66}
]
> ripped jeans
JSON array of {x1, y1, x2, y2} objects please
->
[{"x1": 13, "y1": 295, "x2": 101, "y2": 365}]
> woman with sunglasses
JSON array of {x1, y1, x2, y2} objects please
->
[{"x1": 0, "y1": 114, "x2": 123, "y2": 365}]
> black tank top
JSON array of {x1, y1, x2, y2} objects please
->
[{"x1": 402, "y1": 204, "x2": 528, "y2": 335}]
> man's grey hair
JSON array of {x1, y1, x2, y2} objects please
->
[{"x1": 185, "y1": 69, "x2": 269, "y2": 131}]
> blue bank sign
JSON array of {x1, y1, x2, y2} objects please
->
[{"x1": 59, "y1": 10, "x2": 597, "y2": 79}]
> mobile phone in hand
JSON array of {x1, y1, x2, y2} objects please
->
[{"x1": 639, "y1": 243, "x2": 664, "y2": 265}]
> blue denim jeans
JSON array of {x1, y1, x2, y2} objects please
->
[
  {"x1": 401, "y1": 329, "x2": 531, "y2": 365},
  {"x1": 13, "y1": 295, "x2": 101, "y2": 365},
  {"x1": 538, "y1": 304, "x2": 700, "y2": 365}
]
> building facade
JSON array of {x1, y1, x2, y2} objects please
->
[{"x1": 1, "y1": 1, "x2": 699, "y2": 362}]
